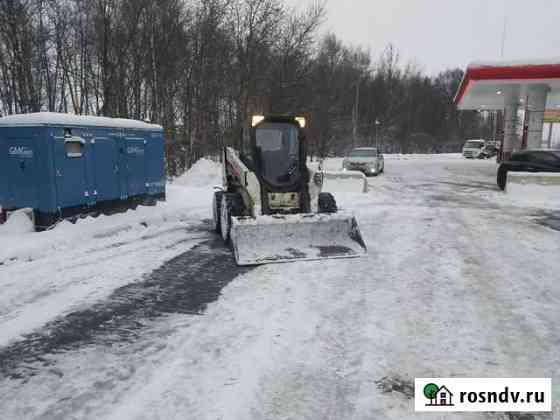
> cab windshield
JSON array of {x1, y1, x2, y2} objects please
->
[{"x1": 255, "y1": 123, "x2": 300, "y2": 186}]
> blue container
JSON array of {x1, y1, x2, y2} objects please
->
[{"x1": 0, "y1": 113, "x2": 166, "y2": 229}]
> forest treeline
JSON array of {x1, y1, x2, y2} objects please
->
[{"x1": 0, "y1": 0, "x2": 491, "y2": 174}]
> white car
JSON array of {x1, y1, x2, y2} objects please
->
[
  {"x1": 342, "y1": 147, "x2": 385, "y2": 176},
  {"x1": 462, "y1": 139, "x2": 486, "y2": 159}
]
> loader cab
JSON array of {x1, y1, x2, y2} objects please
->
[
  {"x1": 242, "y1": 115, "x2": 307, "y2": 190},
  {"x1": 241, "y1": 115, "x2": 310, "y2": 214}
]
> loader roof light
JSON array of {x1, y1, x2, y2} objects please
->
[
  {"x1": 295, "y1": 117, "x2": 306, "y2": 128},
  {"x1": 252, "y1": 115, "x2": 265, "y2": 127}
]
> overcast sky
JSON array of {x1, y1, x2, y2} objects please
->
[{"x1": 286, "y1": 0, "x2": 560, "y2": 75}]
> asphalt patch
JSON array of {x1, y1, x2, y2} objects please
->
[
  {"x1": 533, "y1": 211, "x2": 560, "y2": 232},
  {"x1": 505, "y1": 414, "x2": 551, "y2": 420},
  {"x1": 438, "y1": 180, "x2": 500, "y2": 191},
  {"x1": 315, "y1": 245, "x2": 354, "y2": 258},
  {"x1": 428, "y1": 193, "x2": 500, "y2": 210},
  {"x1": 375, "y1": 376, "x2": 415, "y2": 399},
  {"x1": 0, "y1": 233, "x2": 253, "y2": 380}
]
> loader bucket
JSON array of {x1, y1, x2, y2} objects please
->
[{"x1": 230, "y1": 213, "x2": 367, "y2": 266}]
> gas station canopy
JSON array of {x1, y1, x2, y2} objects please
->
[{"x1": 454, "y1": 59, "x2": 560, "y2": 110}]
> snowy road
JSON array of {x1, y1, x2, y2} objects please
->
[{"x1": 1, "y1": 157, "x2": 559, "y2": 419}]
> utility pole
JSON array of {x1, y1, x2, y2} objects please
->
[
  {"x1": 500, "y1": 0, "x2": 507, "y2": 58},
  {"x1": 352, "y1": 79, "x2": 360, "y2": 148}
]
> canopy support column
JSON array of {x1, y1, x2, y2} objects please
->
[
  {"x1": 526, "y1": 85, "x2": 549, "y2": 149},
  {"x1": 503, "y1": 89, "x2": 519, "y2": 161}
]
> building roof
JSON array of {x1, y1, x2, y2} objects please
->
[
  {"x1": 437, "y1": 385, "x2": 453, "y2": 396},
  {"x1": 0, "y1": 112, "x2": 163, "y2": 131},
  {"x1": 454, "y1": 59, "x2": 560, "y2": 110}
]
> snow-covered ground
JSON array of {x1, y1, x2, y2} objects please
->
[
  {"x1": 1, "y1": 155, "x2": 559, "y2": 419},
  {"x1": 0, "y1": 158, "x2": 220, "y2": 347}
]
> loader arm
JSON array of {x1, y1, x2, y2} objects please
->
[{"x1": 224, "y1": 147, "x2": 261, "y2": 217}]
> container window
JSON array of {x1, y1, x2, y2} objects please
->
[{"x1": 65, "y1": 140, "x2": 84, "y2": 158}]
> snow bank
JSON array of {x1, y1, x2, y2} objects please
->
[
  {"x1": 0, "y1": 209, "x2": 35, "y2": 235},
  {"x1": 310, "y1": 154, "x2": 463, "y2": 172},
  {"x1": 322, "y1": 171, "x2": 368, "y2": 193},
  {"x1": 383, "y1": 153, "x2": 462, "y2": 160},
  {"x1": 0, "y1": 191, "x2": 198, "y2": 265},
  {"x1": 505, "y1": 172, "x2": 560, "y2": 209},
  {"x1": 173, "y1": 158, "x2": 222, "y2": 188},
  {"x1": 0, "y1": 158, "x2": 222, "y2": 265}
]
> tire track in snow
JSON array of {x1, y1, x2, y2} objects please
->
[
  {"x1": 0, "y1": 222, "x2": 212, "y2": 335},
  {"x1": 0, "y1": 235, "x2": 254, "y2": 380}
]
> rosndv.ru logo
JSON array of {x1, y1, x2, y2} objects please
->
[{"x1": 415, "y1": 378, "x2": 552, "y2": 412}]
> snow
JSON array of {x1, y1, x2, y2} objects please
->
[
  {"x1": 383, "y1": 153, "x2": 463, "y2": 160},
  {"x1": 172, "y1": 158, "x2": 222, "y2": 188},
  {"x1": 0, "y1": 208, "x2": 34, "y2": 235},
  {"x1": 310, "y1": 154, "x2": 463, "y2": 172},
  {"x1": 1, "y1": 155, "x2": 560, "y2": 419},
  {"x1": 321, "y1": 171, "x2": 368, "y2": 194},
  {"x1": 508, "y1": 171, "x2": 560, "y2": 180},
  {"x1": 505, "y1": 172, "x2": 560, "y2": 209},
  {"x1": 0, "y1": 112, "x2": 162, "y2": 130}
]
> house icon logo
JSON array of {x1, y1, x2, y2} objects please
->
[{"x1": 423, "y1": 383, "x2": 454, "y2": 407}]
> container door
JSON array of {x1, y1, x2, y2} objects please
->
[
  {"x1": 144, "y1": 131, "x2": 166, "y2": 197},
  {"x1": 126, "y1": 137, "x2": 147, "y2": 198},
  {"x1": 6, "y1": 136, "x2": 38, "y2": 209},
  {"x1": 54, "y1": 128, "x2": 88, "y2": 210},
  {"x1": 92, "y1": 132, "x2": 120, "y2": 203}
]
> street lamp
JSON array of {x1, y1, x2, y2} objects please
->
[{"x1": 375, "y1": 119, "x2": 381, "y2": 148}]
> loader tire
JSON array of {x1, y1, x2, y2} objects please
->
[
  {"x1": 220, "y1": 193, "x2": 244, "y2": 243},
  {"x1": 318, "y1": 192, "x2": 338, "y2": 214},
  {"x1": 213, "y1": 191, "x2": 224, "y2": 234}
]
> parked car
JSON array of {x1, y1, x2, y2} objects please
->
[
  {"x1": 479, "y1": 143, "x2": 499, "y2": 159},
  {"x1": 462, "y1": 139, "x2": 486, "y2": 159},
  {"x1": 342, "y1": 147, "x2": 384, "y2": 176},
  {"x1": 497, "y1": 150, "x2": 560, "y2": 190}
]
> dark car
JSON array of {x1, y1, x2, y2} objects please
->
[{"x1": 497, "y1": 150, "x2": 560, "y2": 190}]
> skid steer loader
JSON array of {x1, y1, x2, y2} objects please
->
[{"x1": 213, "y1": 115, "x2": 367, "y2": 266}]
